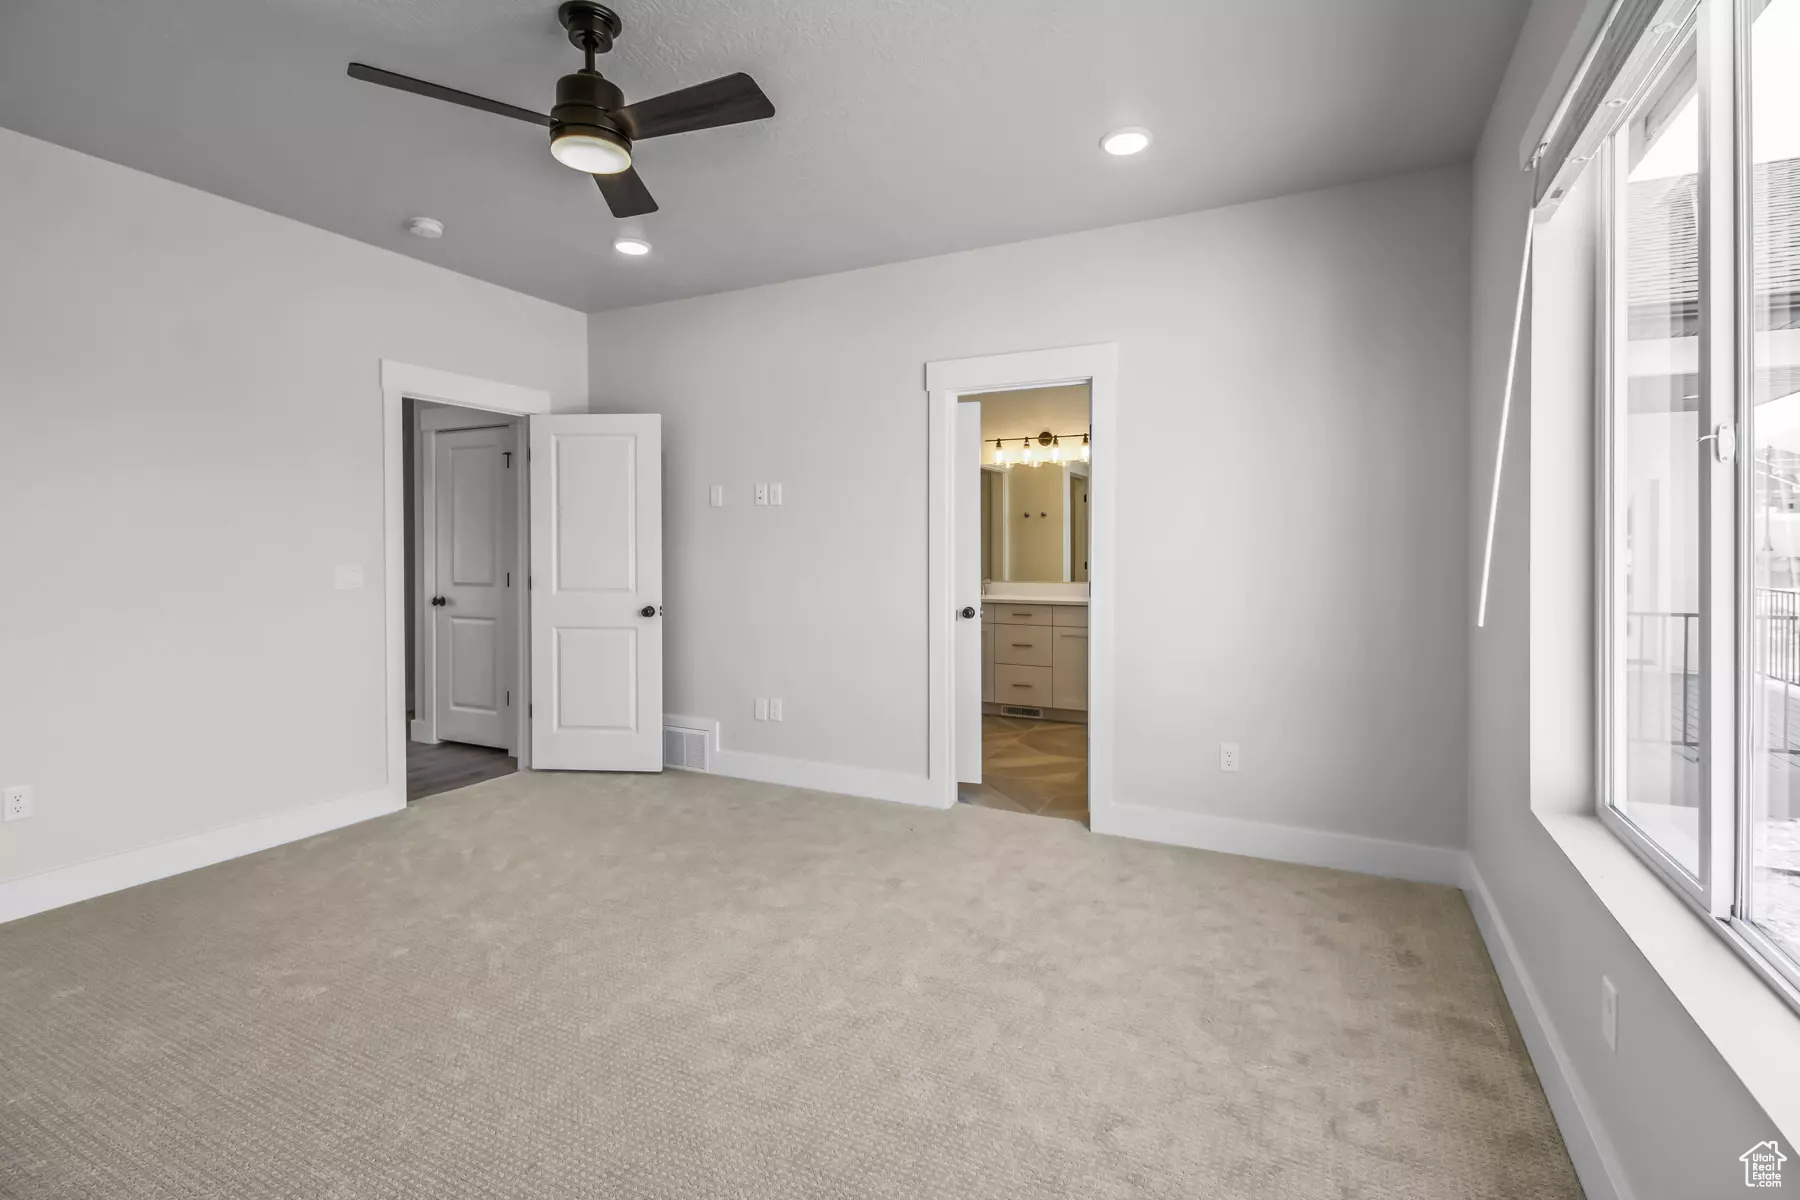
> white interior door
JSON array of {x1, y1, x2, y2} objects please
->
[
  {"x1": 432, "y1": 424, "x2": 510, "y2": 749},
  {"x1": 529, "y1": 413, "x2": 663, "y2": 771},
  {"x1": 955, "y1": 399, "x2": 983, "y2": 784}
]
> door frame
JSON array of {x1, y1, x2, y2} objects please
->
[
  {"x1": 925, "y1": 343, "x2": 1118, "y2": 818},
  {"x1": 412, "y1": 404, "x2": 526, "y2": 754},
  {"x1": 382, "y1": 360, "x2": 551, "y2": 788}
]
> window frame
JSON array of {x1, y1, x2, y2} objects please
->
[
  {"x1": 1727, "y1": 0, "x2": 1800, "y2": 999},
  {"x1": 1595, "y1": 11, "x2": 1728, "y2": 916},
  {"x1": 1592, "y1": 0, "x2": 1800, "y2": 1012}
]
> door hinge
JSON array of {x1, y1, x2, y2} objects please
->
[
  {"x1": 505, "y1": 689, "x2": 511, "y2": 707},
  {"x1": 503, "y1": 450, "x2": 513, "y2": 469},
  {"x1": 529, "y1": 703, "x2": 534, "y2": 717},
  {"x1": 506, "y1": 571, "x2": 511, "y2": 588}
]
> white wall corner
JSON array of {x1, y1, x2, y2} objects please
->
[
  {"x1": 1462, "y1": 860, "x2": 1636, "y2": 1200},
  {"x1": 0, "y1": 787, "x2": 405, "y2": 925},
  {"x1": 1092, "y1": 801, "x2": 1469, "y2": 888}
]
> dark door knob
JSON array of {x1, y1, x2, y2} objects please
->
[
  {"x1": 640, "y1": 605, "x2": 657, "y2": 618},
  {"x1": 431, "y1": 596, "x2": 446, "y2": 607},
  {"x1": 960, "y1": 606, "x2": 977, "y2": 619}
]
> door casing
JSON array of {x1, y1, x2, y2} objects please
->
[
  {"x1": 382, "y1": 360, "x2": 552, "y2": 789},
  {"x1": 925, "y1": 343, "x2": 1118, "y2": 818}
]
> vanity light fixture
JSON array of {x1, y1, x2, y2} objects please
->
[{"x1": 990, "y1": 431, "x2": 1091, "y2": 468}]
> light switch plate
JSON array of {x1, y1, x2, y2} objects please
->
[
  {"x1": 709, "y1": 485, "x2": 723, "y2": 508},
  {"x1": 769, "y1": 483, "x2": 783, "y2": 506},
  {"x1": 334, "y1": 564, "x2": 364, "y2": 590},
  {"x1": 754, "y1": 697, "x2": 769, "y2": 721}
]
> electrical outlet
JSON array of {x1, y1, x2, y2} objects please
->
[
  {"x1": 1600, "y1": 975, "x2": 1618, "y2": 1051},
  {"x1": 334, "y1": 564, "x2": 364, "y2": 590},
  {"x1": 769, "y1": 482, "x2": 783, "y2": 506},
  {"x1": 709, "y1": 485, "x2": 723, "y2": 508},
  {"x1": 1219, "y1": 742, "x2": 1240, "y2": 772},
  {"x1": 754, "y1": 483, "x2": 769, "y2": 506},
  {"x1": 754, "y1": 697, "x2": 769, "y2": 721},
  {"x1": 3, "y1": 786, "x2": 33, "y2": 822},
  {"x1": 769, "y1": 698, "x2": 783, "y2": 722}
]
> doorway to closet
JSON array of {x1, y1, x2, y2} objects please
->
[{"x1": 404, "y1": 399, "x2": 526, "y2": 800}]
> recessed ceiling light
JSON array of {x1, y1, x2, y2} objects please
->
[
  {"x1": 613, "y1": 237, "x2": 651, "y2": 256},
  {"x1": 405, "y1": 216, "x2": 444, "y2": 239},
  {"x1": 1100, "y1": 127, "x2": 1152, "y2": 156}
]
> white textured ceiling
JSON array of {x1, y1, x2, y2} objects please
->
[{"x1": 0, "y1": 0, "x2": 1526, "y2": 312}]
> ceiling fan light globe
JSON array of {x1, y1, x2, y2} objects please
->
[{"x1": 550, "y1": 128, "x2": 632, "y2": 174}]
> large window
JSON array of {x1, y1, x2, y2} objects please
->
[
  {"x1": 1594, "y1": 0, "x2": 1800, "y2": 1001},
  {"x1": 1744, "y1": 0, "x2": 1800, "y2": 975}
]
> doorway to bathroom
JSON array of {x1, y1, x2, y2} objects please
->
[{"x1": 961, "y1": 383, "x2": 1092, "y2": 823}]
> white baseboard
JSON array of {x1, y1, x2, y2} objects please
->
[
  {"x1": 0, "y1": 786, "x2": 405, "y2": 925},
  {"x1": 711, "y1": 747, "x2": 939, "y2": 807},
  {"x1": 664, "y1": 714, "x2": 941, "y2": 808},
  {"x1": 409, "y1": 718, "x2": 437, "y2": 744},
  {"x1": 1462, "y1": 860, "x2": 1634, "y2": 1200},
  {"x1": 1091, "y1": 800, "x2": 1468, "y2": 886}
]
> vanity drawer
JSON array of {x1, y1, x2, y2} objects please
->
[
  {"x1": 989, "y1": 602, "x2": 1053, "y2": 626},
  {"x1": 995, "y1": 664, "x2": 1054, "y2": 706},
  {"x1": 1051, "y1": 604, "x2": 1088, "y2": 628},
  {"x1": 993, "y1": 622, "x2": 1053, "y2": 667}
]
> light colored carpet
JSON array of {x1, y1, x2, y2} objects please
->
[{"x1": 0, "y1": 771, "x2": 1579, "y2": 1199}]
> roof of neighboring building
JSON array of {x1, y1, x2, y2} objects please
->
[{"x1": 1629, "y1": 156, "x2": 1800, "y2": 323}]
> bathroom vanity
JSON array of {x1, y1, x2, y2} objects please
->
[{"x1": 982, "y1": 596, "x2": 1087, "y2": 720}]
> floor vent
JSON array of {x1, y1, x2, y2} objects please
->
[
  {"x1": 1001, "y1": 705, "x2": 1045, "y2": 720},
  {"x1": 663, "y1": 726, "x2": 711, "y2": 771}
]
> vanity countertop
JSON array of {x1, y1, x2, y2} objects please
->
[{"x1": 982, "y1": 594, "x2": 1089, "y2": 607}]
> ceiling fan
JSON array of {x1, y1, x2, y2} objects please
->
[{"x1": 347, "y1": 1, "x2": 775, "y2": 218}]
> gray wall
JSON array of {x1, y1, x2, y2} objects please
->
[
  {"x1": 0, "y1": 128, "x2": 587, "y2": 884},
  {"x1": 589, "y1": 166, "x2": 1472, "y2": 850},
  {"x1": 1467, "y1": 1, "x2": 1777, "y2": 1195}
]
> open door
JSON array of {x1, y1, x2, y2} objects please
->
[
  {"x1": 955, "y1": 399, "x2": 983, "y2": 784},
  {"x1": 429, "y1": 422, "x2": 513, "y2": 750},
  {"x1": 529, "y1": 414, "x2": 663, "y2": 771}
]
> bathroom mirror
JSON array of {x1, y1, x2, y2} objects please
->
[{"x1": 976, "y1": 385, "x2": 1091, "y2": 584}]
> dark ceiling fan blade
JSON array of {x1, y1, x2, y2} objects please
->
[
  {"x1": 595, "y1": 167, "x2": 658, "y2": 218},
  {"x1": 615, "y1": 72, "x2": 774, "y2": 140},
  {"x1": 347, "y1": 63, "x2": 553, "y2": 127}
]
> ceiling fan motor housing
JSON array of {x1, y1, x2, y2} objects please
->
[{"x1": 552, "y1": 70, "x2": 629, "y2": 149}]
